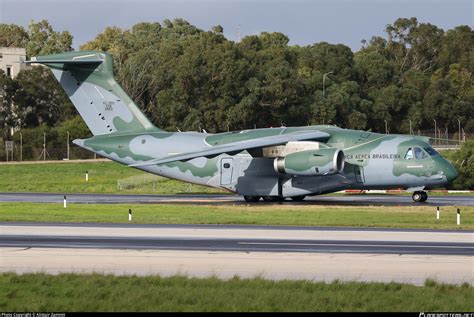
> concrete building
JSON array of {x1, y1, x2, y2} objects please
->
[
  {"x1": 0, "y1": 48, "x2": 29, "y2": 138},
  {"x1": 0, "y1": 47, "x2": 28, "y2": 79}
]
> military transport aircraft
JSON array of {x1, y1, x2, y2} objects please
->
[{"x1": 26, "y1": 51, "x2": 458, "y2": 203}]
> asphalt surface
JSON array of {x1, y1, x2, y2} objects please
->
[
  {"x1": 0, "y1": 192, "x2": 473, "y2": 206},
  {"x1": 2, "y1": 235, "x2": 472, "y2": 255},
  {"x1": 2, "y1": 223, "x2": 472, "y2": 284},
  {"x1": 1, "y1": 223, "x2": 472, "y2": 256}
]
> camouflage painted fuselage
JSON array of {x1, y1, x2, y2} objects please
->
[{"x1": 74, "y1": 125, "x2": 458, "y2": 197}]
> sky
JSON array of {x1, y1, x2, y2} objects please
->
[{"x1": 0, "y1": 0, "x2": 472, "y2": 51}]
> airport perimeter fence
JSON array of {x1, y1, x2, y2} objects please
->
[
  {"x1": 0, "y1": 129, "x2": 472, "y2": 162},
  {"x1": 413, "y1": 129, "x2": 469, "y2": 149},
  {"x1": 116, "y1": 174, "x2": 198, "y2": 192},
  {"x1": 0, "y1": 143, "x2": 97, "y2": 162}
]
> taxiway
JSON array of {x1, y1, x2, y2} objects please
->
[{"x1": 0, "y1": 192, "x2": 473, "y2": 206}]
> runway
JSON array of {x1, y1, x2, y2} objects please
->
[
  {"x1": 1, "y1": 223, "x2": 473, "y2": 255},
  {"x1": 1, "y1": 223, "x2": 473, "y2": 284},
  {"x1": 2, "y1": 234, "x2": 473, "y2": 255},
  {"x1": 0, "y1": 192, "x2": 473, "y2": 206}
]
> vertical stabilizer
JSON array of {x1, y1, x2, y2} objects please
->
[{"x1": 27, "y1": 51, "x2": 159, "y2": 135}]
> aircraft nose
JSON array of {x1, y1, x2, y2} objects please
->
[{"x1": 444, "y1": 161, "x2": 459, "y2": 182}]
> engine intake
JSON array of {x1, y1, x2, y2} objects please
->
[{"x1": 274, "y1": 148, "x2": 344, "y2": 176}]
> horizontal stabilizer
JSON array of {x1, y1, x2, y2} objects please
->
[
  {"x1": 130, "y1": 130, "x2": 330, "y2": 167},
  {"x1": 24, "y1": 59, "x2": 102, "y2": 65}
]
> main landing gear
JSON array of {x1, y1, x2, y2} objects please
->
[
  {"x1": 412, "y1": 191, "x2": 428, "y2": 202},
  {"x1": 244, "y1": 196, "x2": 284, "y2": 202},
  {"x1": 243, "y1": 195, "x2": 307, "y2": 203},
  {"x1": 243, "y1": 196, "x2": 261, "y2": 202},
  {"x1": 290, "y1": 195, "x2": 306, "y2": 201},
  {"x1": 262, "y1": 196, "x2": 283, "y2": 202}
]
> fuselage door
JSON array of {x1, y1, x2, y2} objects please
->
[
  {"x1": 355, "y1": 166, "x2": 365, "y2": 183},
  {"x1": 220, "y1": 157, "x2": 234, "y2": 185}
]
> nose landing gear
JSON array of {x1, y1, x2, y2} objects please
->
[{"x1": 412, "y1": 191, "x2": 428, "y2": 202}]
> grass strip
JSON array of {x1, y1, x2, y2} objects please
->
[
  {"x1": 0, "y1": 273, "x2": 472, "y2": 312},
  {"x1": 0, "y1": 203, "x2": 472, "y2": 229},
  {"x1": 2, "y1": 161, "x2": 472, "y2": 195},
  {"x1": 0, "y1": 161, "x2": 223, "y2": 194}
]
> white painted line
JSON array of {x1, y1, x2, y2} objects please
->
[{"x1": 238, "y1": 242, "x2": 473, "y2": 249}]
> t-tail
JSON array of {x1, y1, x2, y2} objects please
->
[{"x1": 26, "y1": 51, "x2": 160, "y2": 135}]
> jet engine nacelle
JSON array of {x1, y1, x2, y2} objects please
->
[{"x1": 273, "y1": 148, "x2": 345, "y2": 176}]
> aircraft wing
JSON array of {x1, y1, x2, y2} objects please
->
[{"x1": 130, "y1": 130, "x2": 330, "y2": 167}]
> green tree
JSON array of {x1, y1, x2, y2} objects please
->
[
  {"x1": 446, "y1": 140, "x2": 474, "y2": 189},
  {"x1": 211, "y1": 25, "x2": 224, "y2": 34},
  {"x1": 30, "y1": 17, "x2": 474, "y2": 136},
  {"x1": 79, "y1": 26, "x2": 124, "y2": 54},
  {"x1": 13, "y1": 67, "x2": 74, "y2": 128},
  {"x1": 438, "y1": 25, "x2": 473, "y2": 71},
  {"x1": 310, "y1": 91, "x2": 337, "y2": 125},
  {"x1": 354, "y1": 50, "x2": 396, "y2": 91},
  {"x1": 422, "y1": 64, "x2": 474, "y2": 133},
  {"x1": 55, "y1": 115, "x2": 91, "y2": 141},
  {"x1": 384, "y1": 17, "x2": 444, "y2": 73},
  {"x1": 26, "y1": 19, "x2": 73, "y2": 57},
  {"x1": 0, "y1": 24, "x2": 28, "y2": 47},
  {"x1": 0, "y1": 69, "x2": 20, "y2": 136}
]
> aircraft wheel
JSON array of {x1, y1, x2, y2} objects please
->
[
  {"x1": 262, "y1": 196, "x2": 283, "y2": 202},
  {"x1": 291, "y1": 195, "x2": 306, "y2": 201},
  {"x1": 262, "y1": 196, "x2": 275, "y2": 202},
  {"x1": 412, "y1": 191, "x2": 425, "y2": 203},
  {"x1": 421, "y1": 191, "x2": 428, "y2": 202},
  {"x1": 243, "y1": 196, "x2": 260, "y2": 203}
]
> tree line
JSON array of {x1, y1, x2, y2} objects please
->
[{"x1": 0, "y1": 18, "x2": 473, "y2": 136}]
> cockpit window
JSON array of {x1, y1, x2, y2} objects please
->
[
  {"x1": 405, "y1": 147, "x2": 429, "y2": 160},
  {"x1": 414, "y1": 147, "x2": 428, "y2": 160},
  {"x1": 424, "y1": 147, "x2": 439, "y2": 156}
]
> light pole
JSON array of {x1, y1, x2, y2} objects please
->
[
  {"x1": 67, "y1": 131, "x2": 70, "y2": 160},
  {"x1": 383, "y1": 119, "x2": 388, "y2": 134},
  {"x1": 445, "y1": 127, "x2": 448, "y2": 146},
  {"x1": 457, "y1": 118, "x2": 461, "y2": 144},
  {"x1": 408, "y1": 119, "x2": 412, "y2": 135},
  {"x1": 322, "y1": 71, "x2": 333, "y2": 98},
  {"x1": 43, "y1": 132, "x2": 46, "y2": 161},
  {"x1": 20, "y1": 132, "x2": 22, "y2": 162},
  {"x1": 433, "y1": 119, "x2": 437, "y2": 145}
]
